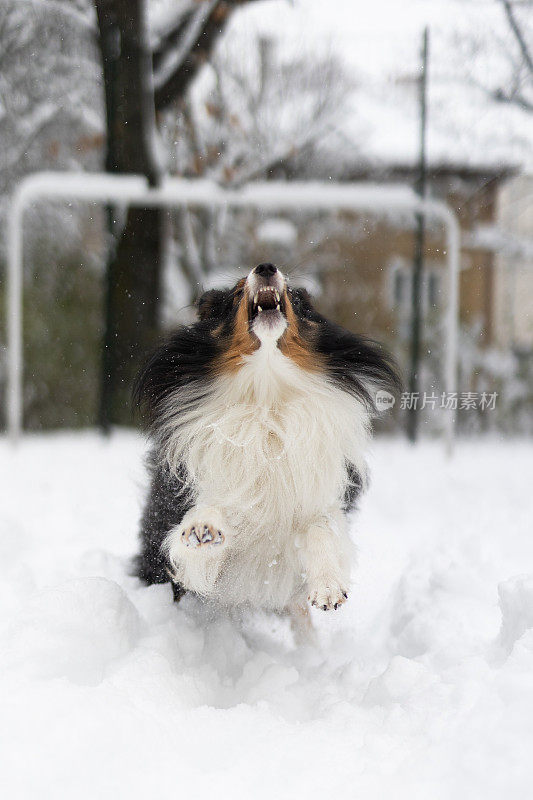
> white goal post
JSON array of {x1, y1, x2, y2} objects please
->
[{"x1": 5, "y1": 172, "x2": 460, "y2": 450}]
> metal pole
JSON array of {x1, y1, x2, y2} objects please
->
[
  {"x1": 407, "y1": 26, "x2": 429, "y2": 442},
  {"x1": 444, "y1": 209, "x2": 460, "y2": 456},
  {"x1": 6, "y1": 195, "x2": 24, "y2": 444}
]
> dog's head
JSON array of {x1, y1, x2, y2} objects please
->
[{"x1": 197, "y1": 264, "x2": 321, "y2": 372}]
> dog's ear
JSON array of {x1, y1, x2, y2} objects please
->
[
  {"x1": 197, "y1": 289, "x2": 227, "y2": 321},
  {"x1": 290, "y1": 287, "x2": 315, "y2": 316},
  {"x1": 294, "y1": 287, "x2": 313, "y2": 306}
]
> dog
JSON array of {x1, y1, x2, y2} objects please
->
[{"x1": 133, "y1": 263, "x2": 399, "y2": 618}]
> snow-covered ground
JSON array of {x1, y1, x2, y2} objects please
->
[{"x1": 1, "y1": 432, "x2": 532, "y2": 799}]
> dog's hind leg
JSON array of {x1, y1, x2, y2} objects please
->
[
  {"x1": 290, "y1": 602, "x2": 317, "y2": 646},
  {"x1": 171, "y1": 581, "x2": 186, "y2": 603}
]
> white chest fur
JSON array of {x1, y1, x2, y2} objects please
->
[{"x1": 162, "y1": 342, "x2": 370, "y2": 608}]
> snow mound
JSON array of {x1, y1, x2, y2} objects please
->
[
  {"x1": 497, "y1": 575, "x2": 533, "y2": 657},
  {"x1": 363, "y1": 655, "x2": 433, "y2": 707},
  {"x1": 4, "y1": 577, "x2": 140, "y2": 685}
]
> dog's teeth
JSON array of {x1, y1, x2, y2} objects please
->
[
  {"x1": 253, "y1": 293, "x2": 258, "y2": 304},
  {"x1": 257, "y1": 305, "x2": 262, "y2": 312},
  {"x1": 276, "y1": 304, "x2": 280, "y2": 311}
]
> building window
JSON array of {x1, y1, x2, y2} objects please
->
[
  {"x1": 393, "y1": 269, "x2": 407, "y2": 307},
  {"x1": 428, "y1": 272, "x2": 440, "y2": 309},
  {"x1": 389, "y1": 258, "x2": 442, "y2": 316}
]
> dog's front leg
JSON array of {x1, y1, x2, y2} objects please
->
[
  {"x1": 301, "y1": 512, "x2": 351, "y2": 611},
  {"x1": 163, "y1": 506, "x2": 233, "y2": 596}
]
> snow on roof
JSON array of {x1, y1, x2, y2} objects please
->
[{"x1": 227, "y1": 0, "x2": 533, "y2": 173}]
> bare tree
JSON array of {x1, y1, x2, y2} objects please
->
[
  {"x1": 500, "y1": 1, "x2": 533, "y2": 80},
  {"x1": 162, "y1": 34, "x2": 351, "y2": 283},
  {"x1": 169, "y1": 36, "x2": 349, "y2": 185},
  {"x1": 487, "y1": 0, "x2": 533, "y2": 111},
  {"x1": 456, "y1": 0, "x2": 533, "y2": 112},
  {"x1": 0, "y1": 1, "x2": 101, "y2": 220}
]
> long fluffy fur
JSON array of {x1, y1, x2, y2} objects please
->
[{"x1": 133, "y1": 274, "x2": 400, "y2": 612}]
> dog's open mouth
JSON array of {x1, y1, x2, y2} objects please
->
[{"x1": 250, "y1": 287, "x2": 285, "y2": 320}]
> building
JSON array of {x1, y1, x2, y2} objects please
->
[{"x1": 310, "y1": 164, "x2": 514, "y2": 358}]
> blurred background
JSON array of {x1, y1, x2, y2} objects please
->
[{"x1": 1, "y1": 0, "x2": 532, "y2": 438}]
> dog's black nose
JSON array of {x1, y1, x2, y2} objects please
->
[{"x1": 254, "y1": 263, "x2": 277, "y2": 276}]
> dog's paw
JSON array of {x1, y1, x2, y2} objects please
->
[
  {"x1": 164, "y1": 508, "x2": 230, "y2": 584},
  {"x1": 174, "y1": 507, "x2": 230, "y2": 554},
  {"x1": 181, "y1": 522, "x2": 225, "y2": 549},
  {"x1": 308, "y1": 581, "x2": 348, "y2": 611}
]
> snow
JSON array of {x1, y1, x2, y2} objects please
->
[{"x1": 1, "y1": 431, "x2": 533, "y2": 798}]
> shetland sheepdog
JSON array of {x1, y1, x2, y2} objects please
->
[{"x1": 133, "y1": 263, "x2": 399, "y2": 618}]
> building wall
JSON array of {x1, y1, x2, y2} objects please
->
[{"x1": 309, "y1": 174, "x2": 500, "y2": 355}]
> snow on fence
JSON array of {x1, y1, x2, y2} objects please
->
[{"x1": 5, "y1": 172, "x2": 461, "y2": 450}]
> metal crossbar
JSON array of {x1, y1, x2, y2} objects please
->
[{"x1": 5, "y1": 172, "x2": 461, "y2": 451}]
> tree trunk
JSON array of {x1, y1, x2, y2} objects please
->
[
  {"x1": 95, "y1": 0, "x2": 164, "y2": 427},
  {"x1": 94, "y1": 0, "x2": 263, "y2": 425}
]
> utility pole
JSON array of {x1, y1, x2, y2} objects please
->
[{"x1": 407, "y1": 27, "x2": 429, "y2": 442}]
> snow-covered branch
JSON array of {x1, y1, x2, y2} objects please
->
[
  {"x1": 450, "y1": 1, "x2": 533, "y2": 119},
  {"x1": 153, "y1": 0, "x2": 265, "y2": 112},
  {"x1": 500, "y1": 0, "x2": 533, "y2": 76},
  {"x1": 153, "y1": 0, "x2": 218, "y2": 92}
]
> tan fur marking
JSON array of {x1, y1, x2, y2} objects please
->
[
  {"x1": 215, "y1": 290, "x2": 258, "y2": 373},
  {"x1": 279, "y1": 292, "x2": 324, "y2": 373}
]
